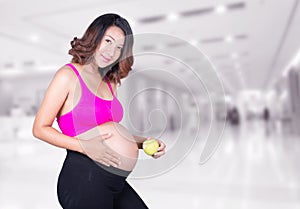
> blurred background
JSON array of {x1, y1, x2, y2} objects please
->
[{"x1": 1, "y1": 0, "x2": 300, "y2": 208}]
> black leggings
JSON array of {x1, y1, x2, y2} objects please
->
[{"x1": 57, "y1": 150, "x2": 148, "y2": 209}]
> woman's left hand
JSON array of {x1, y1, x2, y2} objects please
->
[{"x1": 147, "y1": 137, "x2": 166, "y2": 159}]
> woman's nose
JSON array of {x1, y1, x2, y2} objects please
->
[{"x1": 106, "y1": 45, "x2": 116, "y2": 57}]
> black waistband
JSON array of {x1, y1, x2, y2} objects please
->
[{"x1": 66, "y1": 150, "x2": 131, "y2": 177}]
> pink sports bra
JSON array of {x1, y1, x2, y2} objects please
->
[{"x1": 57, "y1": 63, "x2": 123, "y2": 137}]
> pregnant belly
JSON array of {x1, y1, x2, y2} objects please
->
[
  {"x1": 96, "y1": 122, "x2": 138, "y2": 171},
  {"x1": 77, "y1": 122, "x2": 139, "y2": 171}
]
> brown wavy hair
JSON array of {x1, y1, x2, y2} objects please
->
[{"x1": 69, "y1": 13, "x2": 134, "y2": 85}]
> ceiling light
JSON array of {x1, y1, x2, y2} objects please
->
[
  {"x1": 29, "y1": 34, "x2": 40, "y2": 43},
  {"x1": 215, "y1": 5, "x2": 227, "y2": 14},
  {"x1": 225, "y1": 35, "x2": 233, "y2": 43},
  {"x1": 180, "y1": 7, "x2": 214, "y2": 17},
  {"x1": 189, "y1": 39, "x2": 198, "y2": 46},
  {"x1": 167, "y1": 13, "x2": 179, "y2": 21},
  {"x1": 282, "y1": 47, "x2": 300, "y2": 76},
  {"x1": 291, "y1": 47, "x2": 300, "y2": 67},
  {"x1": 201, "y1": 37, "x2": 224, "y2": 44},
  {"x1": 227, "y1": 2, "x2": 246, "y2": 10},
  {"x1": 138, "y1": 15, "x2": 165, "y2": 24}
]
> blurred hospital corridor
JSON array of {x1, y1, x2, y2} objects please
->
[{"x1": 1, "y1": 0, "x2": 300, "y2": 208}]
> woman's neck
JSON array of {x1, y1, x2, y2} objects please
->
[{"x1": 84, "y1": 63, "x2": 110, "y2": 79}]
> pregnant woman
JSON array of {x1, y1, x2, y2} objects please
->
[{"x1": 32, "y1": 13, "x2": 166, "y2": 209}]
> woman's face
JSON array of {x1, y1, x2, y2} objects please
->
[{"x1": 94, "y1": 26, "x2": 125, "y2": 68}]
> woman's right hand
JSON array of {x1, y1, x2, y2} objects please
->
[{"x1": 78, "y1": 133, "x2": 121, "y2": 167}]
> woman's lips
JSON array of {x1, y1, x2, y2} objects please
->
[{"x1": 101, "y1": 55, "x2": 111, "y2": 63}]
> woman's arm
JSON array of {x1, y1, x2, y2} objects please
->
[
  {"x1": 32, "y1": 67, "x2": 84, "y2": 153},
  {"x1": 133, "y1": 135, "x2": 166, "y2": 158},
  {"x1": 133, "y1": 135, "x2": 147, "y2": 149}
]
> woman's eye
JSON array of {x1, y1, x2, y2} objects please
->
[
  {"x1": 117, "y1": 46, "x2": 123, "y2": 50},
  {"x1": 105, "y1": 39, "x2": 112, "y2": 44}
]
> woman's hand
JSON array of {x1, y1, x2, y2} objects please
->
[
  {"x1": 146, "y1": 137, "x2": 166, "y2": 159},
  {"x1": 78, "y1": 133, "x2": 121, "y2": 167}
]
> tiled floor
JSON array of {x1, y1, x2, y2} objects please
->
[{"x1": 0, "y1": 118, "x2": 299, "y2": 209}]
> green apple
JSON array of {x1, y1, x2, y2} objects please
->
[{"x1": 143, "y1": 139, "x2": 159, "y2": 156}]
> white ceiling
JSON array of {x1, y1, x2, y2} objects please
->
[{"x1": 1, "y1": 0, "x2": 300, "y2": 95}]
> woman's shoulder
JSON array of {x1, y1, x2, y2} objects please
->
[{"x1": 52, "y1": 64, "x2": 78, "y2": 84}]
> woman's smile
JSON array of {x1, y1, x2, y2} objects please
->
[{"x1": 101, "y1": 54, "x2": 111, "y2": 63}]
